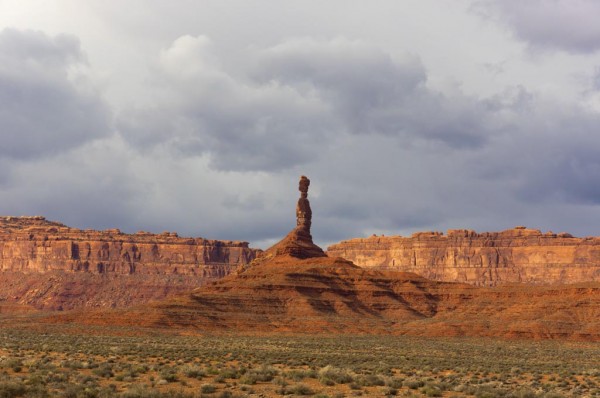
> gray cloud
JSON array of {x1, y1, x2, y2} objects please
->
[
  {"x1": 476, "y1": 0, "x2": 600, "y2": 53},
  {"x1": 0, "y1": 28, "x2": 110, "y2": 159},
  {"x1": 118, "y1": 35, "x2": 332, "y2": 171},
  {"x1": 3, "y1": 3, "x2": 600, "y2": 250},
  {"x1": 119, "y1": 36, "x2": 500, "y2": 175},
  {"x1": 465, "y1": 88, "x2": 600, "y2": 207},
  {"x1": 254, "y1": 38, "x2": 491, "y2": 148},
  {"x1": 593, "y1": 67, "x2": 600, "y2": 91},
  {"x1": 0, "y1": 135, "x2": 142, "y2": 229},
  {"x1": 112, "y1": 34, "x2": 600, "y2": 244}
]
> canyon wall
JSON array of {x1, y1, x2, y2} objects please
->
[
  {"x1": 0, "y1": 216, "x2": 259, "y2": 309},
  {"x1": 327, "y1": 227, "x2": 600, "y2": 286}
]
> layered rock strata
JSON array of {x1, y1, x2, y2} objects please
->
[
  {"x1": 14, "y1": 251, "x2": 600, "y2": 341},
  {"x1": 0, "y1": 216, "x2": 258, "y2": 309},
  {"x1": 42, "y1": 225, "x2": 600, "y2": 340},
  {"x1": 6, "y1": 177, "x2": 600, "y2": 341},
  {"x1": 327, "y1": 227, "x2": 600, "y2": 286}
]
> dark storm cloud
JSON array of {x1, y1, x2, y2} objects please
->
[
  {"x1": 477, "y1": 0, "x2": 600, "y2": 53},
  {"x1": 119, "y1": 36, "x2": 496, "y2": 174},
  {"x1": 118, "y1": 35, "x2": 332, "y2": 171},
  {"x1": 467, "y1": 89, "x2": 600, "y2": 206},
  {"x1": 254, "y1": 38, "x2": 490, "y2": 148},
  {"x1": 0, "y1": 137, "x2": 142, "y2": 229},
  {"x1": 300, "y1": 80, "x2": 600, "y2": 243},
  {"x1": 0, "y1": 28, "x2": 110, "y2": 159},
  {"x1": 120, "y1": 34, "x2": 600, "y2": 244},
  {"x1": 514, "y1": 123, "x2": 600, "y2": 205}
]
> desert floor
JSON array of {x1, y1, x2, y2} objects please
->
[{"x1": 0, "y1": 325, "x2": 598, "y2": 397}]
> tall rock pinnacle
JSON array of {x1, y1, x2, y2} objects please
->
[
  {"x1": 260, "y1": 176, "x2": 327, "y2": 260},
  {"x1": 296, "y1": 176, "x2": 312, "y2": 233}
]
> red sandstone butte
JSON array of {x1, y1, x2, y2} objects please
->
[
  {"x1": 327, "y1": 227, "x2": 600, "y2": 286},
  {"x1": 41, "y1": 178, "x2": 600, "y2": 341},
  {"x1": 0, "y1": 216, "x2": 259, "y2": 310}
]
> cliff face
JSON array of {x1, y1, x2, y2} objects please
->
[
  {"x1": 5, "y1": 178, "x2": 600, "y2": 342},
  {"x1": 327, "y1": 227, "x2": 600, "y2": 286},
  {"x1": 44, "y1": 248, "x2": 600, "y2": 341},
  {"x1": 0, "y1": 216, "x2": 259, "y2": 309}
]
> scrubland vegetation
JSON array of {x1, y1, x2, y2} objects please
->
[{"x1": 0, "y1": 327, "x2": 598, "y2": 397}]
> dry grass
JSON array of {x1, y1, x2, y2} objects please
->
[{"x1": 0, "y1": 327, "x2": 598, "y2": 397}]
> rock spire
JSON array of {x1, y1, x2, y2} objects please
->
[
  {"x1": 260, "y1": 176, "x2": 326, "y2": 260},
  {"x1": 296, "y1": 175, "x2": 312, "y2": 234}
]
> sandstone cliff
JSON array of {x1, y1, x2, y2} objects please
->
[
  {"x1": 4, "y1": 178, "x2": 600, "y2": 341},
  {"x1": 0, "y1": 216, "x2": 259, "y2": 309},
  {"x1": 327, "y1": 227, "x2": 600, "y2": 286},
  {"x1": 40, "y1": 206, "x2": 600, "y2": 341}
]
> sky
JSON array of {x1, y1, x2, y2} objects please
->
[{"x1": 2, "y1": 0, "x2": 600, "y2": 248}]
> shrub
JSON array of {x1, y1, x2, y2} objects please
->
[
  {"x1": 239, "y1": 366, "x2": 278, "y2": 384},
  {"x1": 404, "y1": 378, "x2": 425, "y2": 389},
  {"x1": 286, "y1": 369, "x2": 317, "y2": 381},
  {"x1": 218, "y1": 368, "x2": 240, "y2": 379},
  {"x1": 239, "y1": 374, "x2": 257, "y2": 385},
  {"x1": 159, "y1": 368, "x2": 179, "y2": 383},
  {"x1": 420, "y1": 385, "x2": 442, "y2": 397},
  {"x1": 349, "y1": 382, "x2": 362, "y2": 390},
  {"x1": 386, "y1": 377, "x2": 403, "y2": 389},
  {"x1": 184, "y1": 365, "x2": 205, "y2": 379},
  {"x1": 122, "y1": 385, "x2": 163, "y2": 398},
  {"x1": 0, "y1": 381, "x2": 26, "y2": 398},
  {"x1": 358, "y1": 374, "x2": 385, "y2": 387},
  {"x1": 22, "y1": 384, "x2": 50, "y2": 398},
  {"x1": 92, "y1": 365, "x2": 114, "y2": 378},
  {"x1": 62, "y1": 385, "x2": 84, "y2": 398},
  {"x1": 287, "y1": 383, "x2": 314, "y2": 395},
  {"x1": 513, "y1": 389, "x2": 537, "y2": 398},
  {"x1": 318, "y1": 366, "x2": 354, "y2": 385},
  {"x1": 201, "y1": 384, "x2": 216, "y2": 394}
]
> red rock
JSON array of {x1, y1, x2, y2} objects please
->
[
  {"x1": 327, "y1": 227, "x2": 600, "y2": 286},
  {"x1": 40, "y1": 253, "x2": 600, "y2": 341},
  {"x1": 29, "y1": 178, "x2": 600, "y2": 341},
  {"x1": 0, "y1": 216, "x2": 259, "y2": 309},
  {"x1": 254, "y1": 176, "x2": 326, "y2": 261},
  {"x1": 4, "y1": 179, "x2": 600, "y2": 342}
]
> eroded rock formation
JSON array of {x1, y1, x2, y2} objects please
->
[
  {"x1": 0, "y1": 216, "x2": 259, "y2": 309},
  {"x1": 296, "y1": 175, "x2": 312, "y2": 231},
  {"x1": 327, "y1": 227, "x2": 600, "y2": 286},
  {"x1": 258, "y1": 176, "x2": 326, "y2": 260},
  {"x1": 14, "y1": 252, "x2": 600, "y2": 341},
  {"x1": 5, "y1": 178, "x2": 600, "y2": 341}
]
